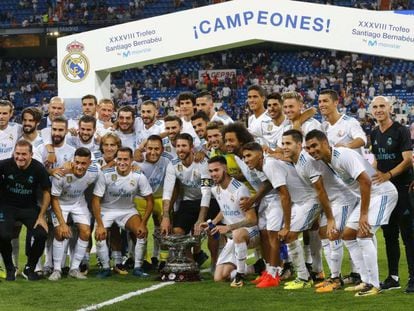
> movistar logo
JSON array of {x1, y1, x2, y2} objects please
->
[{"x1": 368, "y1": 40, "x2": 377, "y2": 47}]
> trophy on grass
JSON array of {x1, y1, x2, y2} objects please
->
[{"x1": 154, "y1": 231, "x2": 206, "y2": 282}]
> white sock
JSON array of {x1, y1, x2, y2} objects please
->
[
  {"x1": 82, "y1": 252, "x2": 90, "y2": 265},
  {"x1": 357, "y1": 237, "x2": 379, "y2": 288},
  {"x1": 134, "y1": 238, "x2": 147, "y2": 268},
  {"x1": 349, "y1": 253, "x2": 357, "y2": 273},
  {"x1": 309, "y1": 230, "x2": 322, "y2": 273},
  {"x1": 268, "y1": 266, "x2": 277, "y2": 278},
  {"x1": 112, "y1": 251, "x2": 122, "y2": 265},
  {"x1": 35, "y1": 259, "x2": 43, "y2": 272},
  {"x1": 287, "y1": 240, "x2": 309, "y2": 280},
  {"x1": 343, "y1": 239, "x2": 368, "y2": 283},
  {"x1": 44, "y1": 233, "x2": 54, "y2": 268},
  {"x1": 321, "y1": 238, "x2": 331, "y2": 273},
  {"x1": 96, "y1": 240, "x2": 110, "y2": 269},
  {"x1": 70, "y1": 239, "x2": 88, "y2": 270},
  {"x1": 11, "y1": 238, "x2": 19, "y2": 268},
  {"x1": 234, "y1": 242, "x2": 247, "y2": 274},
  {"x1": 303, "y1": 244, "x2": 312, "y2": 265},
  {"x1": 152, "y1": 226, "x2": 160, "y2": 258},
  {"x1": 61, "y1": 239, "x2": 69, "y2": 268},
  {"x1": 230, "y1": 269, "x2": 237, "y2": 280},
  {"x1": 330, "y1": 240, "x2": 343, "y2": 278},
  {"x1": 52, "y1": 239, "x2": 64, "y2": 272}
]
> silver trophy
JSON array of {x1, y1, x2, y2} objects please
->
[{"x1": 154, "y1": 232, "x2": 206, "y2": 282}]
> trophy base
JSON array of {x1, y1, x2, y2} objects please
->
[{"x1": 160, "y1": 263, "x2": 201, "y2": 282}]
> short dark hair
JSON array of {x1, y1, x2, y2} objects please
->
[
  {"x1": 283, "y1": 129, "x2": 303, "y2": 143},
  {"x1": 176, "y1": 133, "x2": 193, "y2": 146},
  {"x1": 52, "y1": 116, "x2": 68, "y2": 128},
  {"x1": 241, "y1": 142, "x2": 263, "y2": 153},
  {"x1": 177, "y1": 92, "x2": 195, "y2": 105},
  {"x1": 208, "y1": 155, "x2": 227, "y2": 166},
  {"x1": 147, "y1": 134, "x2": 163, "y2": 146},
  {"x1": 305, "y1": 129, "x2": 329, "y2": 143},
  {"x1": 164, "y1": 115, "x2": 183, "y2": 127},
  {"x1": 81, "y1": 94, "x2": 97, "y2": 105},
  {"x1": 79, "y1": 115, "x2": 97, "y2": 128},
  {"x1": 15, "y1": 139, "x2": 32, "y2": 153},
  {"x1": 142, "y1": 100, "x2": 157, "y2": 108},
  {"x1": 74, "y1": 147, "x2": 91, "y2": 158},
  {"x1": 247, "y1": 85, "x2": 266, "y2": 97},
  {"x1": 206, "y1": 121, "x2": 224, "y2": 132},
  {"x1": 22, "y1": 107, "x2": 42, "y2": 123},
  {"x1": 117, "y1": 105, "x2": 135, "y2": 118},
  {"x1": 197, "y1": 91, "x2": 213, "y2": 102},
  {"x1": 117, "y1": 147, "x2": 133, "y2": 158},
  {"x1": 191, "y1": 111, "x2": 210, "y2": 123},
  {"x1": 319, "y1": 89, "x2": 339, "y2": 102},
  {"x1": 267, "y1": 92, "x2": 282, "y2": 102},
  {"x1": 222, "y1": 122, "x2": 254, "y2": 146}
]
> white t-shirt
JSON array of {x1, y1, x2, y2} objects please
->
[
  {"x1": 66, "y1": 135, "x2": 102, "y2": 161},
  {"x1": 34, "y1": 142, "x2": 75, "y2": 168},
  {"x1": 137, "y1": 155, "x2": 170, "y2": 199},
  {"x1": 181, "y1": 118, "x2": 201, "y2": 148},
  {"x1": 260, "y1": 116, "x2": 290, "y2": 150},
  {"x1": 248, "y1": 111, "x2": 271, "y2": 144},
  {"x1": 115, "y1": 130, "x2": 136, "y2": 150},
  {"x1": 134, "y1": 118, "x2": 165, "y2": 146},
  {"x1": 0, "y1": 123, "x2": 22, "y2": 160},
  {"x1": 211, "y1": 178, "x2": 251, "y2": 225},
  {"x1": 93, "y1": 168, "x2": 152, "y2": 210},
  {"x1": 211, "y1": 112, "x2": 234, "y2": 125}
]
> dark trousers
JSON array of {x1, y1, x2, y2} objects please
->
[
  {"x1": 0, "y1": 205, "x2": 47, "y2": 271},
  {"x1": 381, "y1": 184, "x2": 414, "y2": 278}
]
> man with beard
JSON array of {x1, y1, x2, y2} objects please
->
[
  {"x1": 21, "y1": 107, "x2": 44, "y2": 148},
  {"x1": 0, "y1": 100, "x2": 22, "y2": 160},
  {"x1": 191, "y1": 111, "x2": 209, "y2": 149},
  {"x1": 81, "y1": 94, "x2": 98, "y2": 117},
  {"x1": 135, "y1": 100, "x2": 165, "y2": 148},
  {"x1": 114, "y1": 106, "x2": 136, "y2": 151},
  {"x1": 48, "y1": 147, "x2": 99, "y2": 281},
  {"x1": 195, "y1": 92, "x2": 233, "y2": 125},
  {"x1": 162, "y1": 115, "x2": 182, "y2": 160},
  {"x1": 0, "y1": 140, "x2": 50, "y2": 281},
  {"x1": 66, "y1": 115, "x2": 101, "y2": 161},
  {"x1": 160, "y1": 133, "x2": 212, "y2": 265}
]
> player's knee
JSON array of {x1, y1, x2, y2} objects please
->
[{"x1": 79, "y1": 227, "x2": 91, "y2": 241}]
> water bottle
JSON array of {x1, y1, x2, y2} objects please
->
[
  {"x1": 207, "y1": 219, "x2": 220, "y2": 240},
  {"x1": 280, "y1": 242, "x2": 288, "y2": 261}
]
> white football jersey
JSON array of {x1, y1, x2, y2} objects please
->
[
  {"x1": 161, "y1": 137, "x2": 176, "y2": 160},
  {"x1": 95, "y1": 120, "x2": 113, "y2": 137},
  {"x1": 300, "y1": 118, "x2": 323, "y2": 136},
  {"x1": 235, "y1": 155, "x2": 263, "y2": 192},
  {"x1": 138, "y1": 155, "x2": 170, "y2": 198},
  {"x1": 66, "y1": 135, "x2": 102, "y2": 161},
  {"x1": 134, "y1": 118, "x2": 165, "y2": 146},
  {"x1": 0, "y1": 123, "x2": 22, "y2": 160},
  {"x1": 181, "y1": 118, "x2": 201, "y2": 148},
  {"x1": 93, "y1": 168, "x2": 152, "y2": 210},
  {"x1": 211, "y1": 178, "x2": 251, "y2": 225},
  {"x1": 260, "y1": 116, "x2": 290, "y2": 150},
  {"x1": 52, "y1": 165, "x2": 100, "y2": 208},
  {"x1": 22, "y1": 132, "x2": 44, "y2": 149},
  {"x1": 322, "y1": 114, "x2": 367, "y2": 155},
  {"x1": 211, "y1": 112, "x2": 234, "y2": 125},
  {"x1": 34, "y1": 142, "x2": 75, "y2": 168},
  {"x1": 248, "y1": 111, "x2": 271, "y2": 144},
  {"x1": 329, "y1": 147, "x2": 395, "y2": 196},
  {"x1": 162, "y1": 157, "x2": 211, "y2": 207},
  {"x1": 115, "y1": 130, "x2": 136, "y2": 150}
]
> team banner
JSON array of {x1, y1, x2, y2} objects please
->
[{"x1": 58, "y1": 0, "x2": 414, "y2": 99}]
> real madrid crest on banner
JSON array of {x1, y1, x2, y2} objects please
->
[{"x1": 61, "y1": 40, "x2": 90, "y2": 83}]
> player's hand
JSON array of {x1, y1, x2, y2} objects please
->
[
  {"x1": 134, "y1": 149, "x2": 144, "y2": 162},
  {"x1": 372, "y1": 171, "x2": 390, "y2": 185},
  {"x1": 34, "y1": 216, "x2": 48, "y2": 233},
  {"x1": 239, "y1": 197, "x2": 253, "y2": 212},
  {"x1": 262, "y1": 145, "x2": 270, "y2": 154},
  {"x1": 58, "y1": 223, "x2": 72, "y2": 239},
  {"x1": 104, "y1": 120, "x2": 113, "y2": 129},
  {"x1": 194, "y1": 151, "x2": 206, "y2": 163},
  {"x1": 62, "y1": 161, "x2": 73, "y2": 171},
  {"x1": 193, "y1": 220, "x2": 203, "y2": 236},
  {"x1": 161, "y1": 217, "x2": 171, "y2": 236},
  {"x1": 278, "y1": 227, "x2": 289, "y2": 241},
  {"x1": 137, "y1": 223, "x2": 148, "y2": 239},
  {"x1": 131, "y1": 164, "x2": 141, "y2": 172},
  {"x1": 95, "y1": 225, "x2": 107, "y2": 241},
  {"x1": 326, "y1": 218, "x2": 338, "y2": 240},
  {"x1": 68, "y1": 128, "x2": 78, "y2": 136},
  {"x1": 358, "y1": 214, "x2": 371, "y2": 237},
  {"x1": 216, "y1": 225, "x2": 230, "y2": 235},
  {"x1": 51, "y1": 167, "x2": 66, "y2": 179},
  {"x1": 199, "y1": 222, "x2": 209, "y2": 231},
  {"x1": 334, "y1": 143, "x2": 348, "y2": 148},
  {"x1": 46, "y1": 153, "x2": 57, "y2": 166}
]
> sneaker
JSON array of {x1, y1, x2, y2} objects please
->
[
  {"x1": 96, "y1": 268, "x2": 112, "y2": 278},
  {"x1": 151, "y1": 257, "x2": 159, "y2": 270},
  {"x1": 311, "y1": 271, "x2": 325, "y2": 282},
  {"x1": 194, "y1": 250, "x2": 209, "y2": 268},
  {"x1": 142, "y1": 260, "x2": 153, "y2": 272},
  {"x1": 42, "y1": 266, "x2": 53, "y2": 277},
  {"x1": 61, "y1": 266, "x2": 70, "y2": 276},
  {"x1": 345, "y1": 282, "x2": 367, "y2": 292},
  {"x1": 114, "y1": 264, "x2": 129, "y2": 275},
  {"x1": 158, "y1": 261, "x2": 166, "y2": 272},
  {"x1": 405, "y1": 278, "x2": 414, "y2": 294},
  {"x1": 305, "y1": 263, "x2": 313, "y2": 275},
  {"x1": 253, "y1": 258, "x2": 266, "y2": 275},
  {"x1": 133, "y1": 267, "x2": 149, "y2": 277},
  {"x1": 256, "y1": 273, "x2": 280, "y2": 288},
  {"x1": 284, "y1": 278, "x2": 313, "y2": 290},
  {"x1": 79, "y1": 262, "x2": 89, "y2": 275},
  {"x1": 122, "y1": 257, "x2": 135, "y2": 270},
  {"x1": 22, "y1": 266, "x2": 41, "y2": 281},
  {"x1": 343, "y1": 272, "x2": 361, "y2": 285},
  {"x1": 315, "y1": 277, "x2": 343, "y2": 293},
  {"x1": 280, "y1": 264, "x2": 294, "y2": 281},
  {"x1": 355, "y1": 283, "x2": 380, "y2": 297},
  {"x1": 251, "y1": 271, "x2": 267, "y2": 285},
  {"x1": 69, "y1": 269, "x2": 87, "y2": 280},
  {"x1": 230, "y1": 272, "x2": 244, "y2": 288},
  {"x1": 6, "y1": 267, "x2": 16, "y2": 281},
  {"x1": 380, "y1": 276, "x2": 401, "y2": 291},
  {"x1": 48, "y1": 270, "x2": 62, "y2": 281}
]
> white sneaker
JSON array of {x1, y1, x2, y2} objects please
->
[
  {"x1": 69, "y1": 269, "x2": 87, "y2": 280},
  {"x1": 48, "y1": 270, "x2": 62, "y2": 281}
]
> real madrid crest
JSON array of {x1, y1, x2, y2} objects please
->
[
  {"x1": 267, "y1": 124, "x2": 273, "y2": 131},
  {"x1": 66, "y1": 176, "x2": 73, "y2": 183},
  {"x1": 166, "y1": 146, "x2": 171, "y2": 152},
  {"x1": 130, "y1": 180, "x2": 136, "y2": 187},
  {"x1": 178, "y1": 164, "x2": 183, "y2": 172},
  {"x1": 61, "y1": 40, "x2": 90, "y2": 83},
  {"x1": 111, "y1": 174, "x2": 117, "y2": 182}
]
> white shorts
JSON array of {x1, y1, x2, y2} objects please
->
[
  {"x1": 346, "y1": 189, "x2": 398, "y2": 230},
  {"x1": 320, "y1": 199, "x2": 358, "y2": 232},
  {"x1": 217, "y1": 226, "x2": 260, "y2": 266},
  {"x1": 99, "y1": 208, "x2": 139, "y2": 229},
  {"x1": 264, "y1": 198, "x2": 283, "y2": 232},
  {"x1": 257, "y1": 199, "x2": 267, "y2": 230},
  {"x1": 290, "y1": 201, "x2": 321, "y2": 232},
  {"x1": 51, "y1": 204, "x2": 91, "y2": 227}
]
